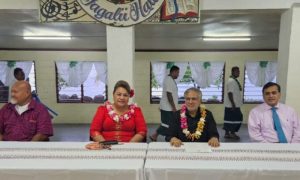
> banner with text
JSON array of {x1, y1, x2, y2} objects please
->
[{"x1": 40, "y1": 0, "x2": 165, "y2": 26}]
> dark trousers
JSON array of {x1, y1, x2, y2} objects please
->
[
  {"x1": 223, "y1": 107, "x2": 243, "y2": 132},
  {"x1": 156, "y1": 110, "x2": 180, "y2": 136}
]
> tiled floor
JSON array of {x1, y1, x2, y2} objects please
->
[{"x1": 50, "y1": 124, "x2": 250, "y2": 142}]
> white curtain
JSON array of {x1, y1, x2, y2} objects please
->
[
  {"x1": 246, "y1": 61, "x2": 277, "y2": 87},
  {"x1": 190, "y1": 61, "x2": 224, "y2": 88},
  {"x1": 151, "y1": 62, "x2": 167, "y2": 86},
  {"x1": 56, "y1": 61, "x2": 93, "y2": 87},
  {"x1": 174, "y1": 62, "x2": 189, "y2": 83},
  {"x1": 94, "y1": 62, "x2": 107, "y2": 84},
  {"x1": 151, "y1": 62, "x2": 189, "y2": 85},
  {"x1": 0, "y1": 61, "x2": 33, "y2": 86},
  {"x1": 0, "y1": 61, "x2": 7, "y2": 85}
]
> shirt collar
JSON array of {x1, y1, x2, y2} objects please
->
[
  {"x1": 262, "y1": 102, "x2": 280, "y2": 111},
  {"x1": 186, "y1": 107, "x2": 201, "y2": 119},
  {"x1": 28, "y1": 100, "x2": 37, "y2": 110},
  {"x1": 16, "y1": 102, "x2": 30, "y2": 110},
  {"x1": 8, "y1": 99, "x2": 36, "y2": 111}
]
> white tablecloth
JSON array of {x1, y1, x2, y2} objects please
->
[
  {"x1": 145, "y1": 142, "x2": 300, "y2": 180},
  {"x1": 0, "y1": 142, "x2": 148, "y2": 180},
  {"x1": 2, "y1": 142, "x2": 300, "y2": 180}
]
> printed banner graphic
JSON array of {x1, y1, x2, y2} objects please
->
[{"x1": 40, "y1": 0, "x2": 200, "y2": 25}]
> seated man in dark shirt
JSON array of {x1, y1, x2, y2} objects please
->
[
  {"x1": 166, "y1": 87, "x2": 220, "y2": 147},
  {"x1": 0, "y1": 81, "x2": 53, "y2": 141}
]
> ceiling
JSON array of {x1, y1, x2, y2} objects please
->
[{"x1": 0, "y1": 9, "x2": 282, "y2": 50}]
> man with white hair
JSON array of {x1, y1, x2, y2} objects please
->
[{"x1": 166, "y1": 87, "x2": 220, "y2": 147}]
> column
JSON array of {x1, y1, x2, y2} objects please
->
[
  {"x1": 277, "y1": 3, "x2": 300, "y2": 108},
  {"x1": 106, "y1": 26, "x2": 135, "y2": 101}
]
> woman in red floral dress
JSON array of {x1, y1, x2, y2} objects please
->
[{"x1": 89, "y1": 80, "x2": 147, "y2": 143}]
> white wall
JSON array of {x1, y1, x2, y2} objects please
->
[
  {"x1": 278, "y1": 4, "x2": 300, "y2": 109},
  {"x1": 277, "y1": 8, "x2": 293, "y2": 103},
  {"x1": 0, "y1": 50, "x2": 277, "y2": 124}
]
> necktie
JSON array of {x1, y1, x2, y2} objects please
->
[{"x1": 271, "y1": 107, "x2": 288, "y2": 143}]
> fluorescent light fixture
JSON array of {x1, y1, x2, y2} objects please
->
[
  {"x1": 23, "y1": 36, "x2": 72, "y2": 40},
  {"x1": 203, "y1": 37, "x2": 251, "y2": 41}
]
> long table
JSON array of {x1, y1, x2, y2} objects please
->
[
  {"x1": 0, "y1": 142, "x2": 148, "y2": 180},
  {"x1": 145, "y1": 142, "x2": 300, "y2": 180},
  {"x1": 1, "y1": 142, "x2": 300, "y2": 180}
]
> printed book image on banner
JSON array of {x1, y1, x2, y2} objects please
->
[{"x1": 145, "y1": 0, "x2": 200, "y2": 24}]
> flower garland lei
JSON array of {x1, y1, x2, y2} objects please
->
[
  {"x1": 180, "y1": 104, "x2": 206, "y2": 141},
  {"x1": 105, "y1": 101, "x2": 137, "y2": 123}
]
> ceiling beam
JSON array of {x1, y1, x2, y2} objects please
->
[
  {"x1": 201, "y1": 0, "x2": 300, "y2": 10},
  {"x1": 0, "y1": 0, "x2": 38, "y2": 9}
]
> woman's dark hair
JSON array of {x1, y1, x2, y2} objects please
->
[{"x1": 113, "y1": 80, "x2": 131, "y2": 94}]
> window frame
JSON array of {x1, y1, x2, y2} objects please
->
[{"x1": 55, "y1": 63, "x2": 108, "y2": 104}]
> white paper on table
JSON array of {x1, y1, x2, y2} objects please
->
[{"x1": 184, "y1": 143, "x2": 212, "y2": 153}]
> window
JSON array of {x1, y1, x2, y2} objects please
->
[
  {"x1": 243, "y1": 71, "x2": 277, "y2": 103},
  {"x1": 243, "y1": 61, "x2": 277, "y2": 103},
  {"x1": 151, "y1": 62, "x2": 224, "y2": 104},
  {"x1": 0, "y1": 61, "x2": 36, "y2": 103},
  {"x1": 243, "y1": 72, "x2": 264, "y2": 103},
  {"x1": 56, "y1": 61, "x2": 107, "y2": 103}
]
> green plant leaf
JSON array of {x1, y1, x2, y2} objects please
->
[
  {"x1": 69, "y1": 61, "x2": 78, "y2": 68},
  {"x1": 7, "y1": 61, "x2": 16, "y2": 68}
]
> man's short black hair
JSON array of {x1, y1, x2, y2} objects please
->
[
  {"x1": 170, "y1": 65, "x2": 179, "y2": 73},
  {"x1": 231, "y1": 66, "x2": 239, "y2": 73},
  {"x1": 14, "y1": 67, "x2": 23, "y2": 76},
  {"x1": 262, "y1": 82, "x2": 281, "y2": 94}
]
